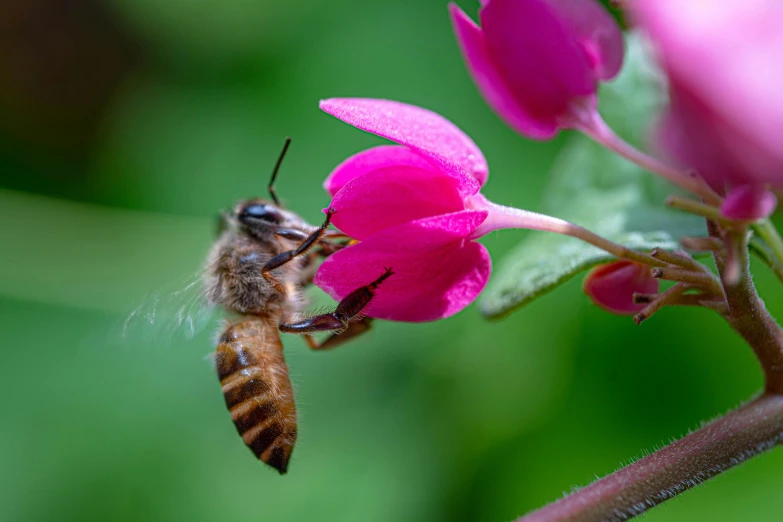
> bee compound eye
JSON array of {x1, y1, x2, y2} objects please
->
[{"x1": 239, "y1": 203, "x2": 283, "y2": 224}]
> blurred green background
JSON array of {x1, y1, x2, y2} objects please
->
[{"x1": 1, "y1": 1, "x2": 781, "y2": 521}]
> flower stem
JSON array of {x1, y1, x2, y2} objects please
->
[
  {"x1": 567, "y1": 224, "x2": 666, "y2": 267},
  {"x1": 516, "y1": 394, "x2": 783, "y2": 522},
  {"x1": 633, "y1": 282, "x2": 688, "y2": 324},
  {"x1": 751, "y1": 219, "x2": 783, "y2": 284},
  {"x1": 649, "y1": 247, "x2": 703, "y2": 272},
  {"x1": 709, "y1": 221, "x2": 783, "y2": 393},
  {"x1": 566, "y1": 107, "x2": 721, "y2": 205},
  {"x1": 681, "y1": 236, "x2": 723, "y2": 253},
  {"x1": 665, "y1": 196, "x2": 733, "y2": 226},
  {"x1": 650, "y1": 266, "x2": 722, "y2": 294},
  {"x1": 468, "y1": 195, "x2": 666, "y2": 267}
]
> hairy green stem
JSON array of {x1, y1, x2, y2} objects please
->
[
  {"x1": 751, "y1": 219, "x2": 783, "y2": 284},
  {"x1": 516, "y1": 394, "x2": 783, "y2": 522}
]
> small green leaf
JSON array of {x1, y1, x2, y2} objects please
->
[{"x1": 481, "y1": 33, "x2": 706, "y2": 319}]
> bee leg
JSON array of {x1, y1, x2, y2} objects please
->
[
  {"x1": 275, "y1": 233, "x2": 343, "y2": 285},
  {"x1": 298, "y1": 252, "x2": 323, "y2": 287},
  {"x1": 275, "y1": 230, "x2": 349, "y2": 256},
  {"x1": 299, "y1": 238, "x2": 353, "y2": 287},
  {"x1": 274, "y1": 228, "x2": 310, "y2": 242},
  {"x1": 316, "y1": 238, "x2": 351, "y2": 257},
  {"x1": 304, "y1": 318, "x2": 374, "y2": 350},
  {"x1": 262, "y1": 208, "x2": 336, "y2": 293},
  {"x1": 277, "y1": 225, "x2": 353, "y2": 288},
  {"x1": 279, "y1": 268, "x2": 393, "y2": 346}
]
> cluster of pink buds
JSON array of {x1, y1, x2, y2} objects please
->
[{"x1": 314, "y1": 0, "x2": 783, "y2": 322}]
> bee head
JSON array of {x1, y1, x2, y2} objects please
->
[
  {"x1": 219, "y1": 198, "x2": 309, "y2": 242},
  {"x1": 237, "y1": 200, "x2": 285, "y2": 226}
]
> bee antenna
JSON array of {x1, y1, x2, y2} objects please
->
[{"x1": 268, "y1": 137, "x2": 292, "y2": 206}]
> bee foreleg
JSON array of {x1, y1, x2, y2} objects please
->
[
  {"x1": 298, "y1": 240, "x2": 351, "y2": 287},
  {"x1": 262, "y1": 208, "x2": 336, "y2": 293},
  {"x1": 274, "y1": 228, "x2": 310, "y2": 242}
]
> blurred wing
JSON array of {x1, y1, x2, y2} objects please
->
[{"x1": 116, "y1": 270, "x2": 221, "y2": 347}]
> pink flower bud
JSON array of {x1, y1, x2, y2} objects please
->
[
  {"x1": 583, "y1": 260, "x2": 659, "y2": 315},
  {"x1": 449, "y1": 0, "x2": 624, "y2": 139},
  {"x1": 720, "y1": 185, "x2": 778, "y2": 222},
  {"x1": 635, "y1": 0, "x2": 783, "y2": 194}
]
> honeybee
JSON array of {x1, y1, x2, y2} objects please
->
[{"x1": 205, "y1": 139, "x2": 392, "y2": 474}]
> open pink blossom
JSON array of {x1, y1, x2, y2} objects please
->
[
  {"x1": 583, "y1": 261, "x2": 659, "y2": 315},
  {"x1": 634, "y1": 0, "x2": 782, "y2": 220},
  {"x1": 449, "y1": 0, "x2": 624, "y2": 140},
  {"x1": 315, "y1": 98, "x2": 574, "y2": 322}
]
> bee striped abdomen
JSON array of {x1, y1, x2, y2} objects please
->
[{"x1": 215, "y1": 318, "x2": 297, "y2": 474}]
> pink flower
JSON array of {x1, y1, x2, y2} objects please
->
[
  {"x1": 720, "y1": 185, "x2": 778, "y2": 223},
  {"x1": 583, "y1": 261, "x2": 659, "y2": 315},
  {"x1": 449, "y1": 0, "x2": 624, "y2": 140},
  {"x1": 315, "y1": 98, "x2": 573, "y2": 322},
  {"x1": 634, "y1": 0, "x2": 782, "y2": 220}
]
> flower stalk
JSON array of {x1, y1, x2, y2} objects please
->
[
  {"x1": 680, "y1": 236, "x2": 723, "y2": 253},
  {"x1": 468, "y1": 197, "x2": 666, "y2": 268},
  {"x1": 752, "y1": 219, "x2": 783, "y2": 284},
  {"x1": 517, "y1": 394, "x2": 783, "y2": 522},
  {"x1": 566, "y1": 107, "x2": 721, "y2": 204},
  {"x1": 665, "y1": 196, "x2": 733, "y2": 226},
  {"x1": 650, "y1": 267, "x2": 722, "y2": 294},
  {"x1": 632, "y1": 282, "x2": 688, "y2": 324},
  {"x1": 709, "y1": 222, "x2": 783, "y2": 394},
  {"x1": 649, "y1": 247, "x2": 703, "y2": 272}
]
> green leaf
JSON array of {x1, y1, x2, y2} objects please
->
[{"x1": 480, "y1": 33, "x2": 707, "y2": 319}]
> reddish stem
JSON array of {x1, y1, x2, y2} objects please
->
[
  {"x1": 565, "y1": 104, "x2": 720, "y2": 205},
  {"x1": 709, "y1": 223, "x2": 783, "y2": 394},
  {"x1": 517, "y1": 395, "x2": 783, "y2": 522}
]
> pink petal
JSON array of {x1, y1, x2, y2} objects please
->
[
  {"x1": 655, "y1": 84, "x2": 745, "y2": 192},
  {"x1": 480, "y1": 0, "x2": 596, "y2": 123},
  {"x1": 323, "y1": 145, "x2": 437, "y2": 197},
  {"x1": 634, "y1": 0, "x2": 783, "y2": 186},
  {"x1": 546, "y1": 0, "x2": 624, "y2": 80},
  {"x1": 449, "y1": 3, "x2": 559, "y2": 139},
  {"x1": 720, "y1": 185, "x2": 778, "y2": 222},
  {"x1": 314, "y1": 210, "x2": 490, "y2": 322},
  {"x1": 583, "y1": 261, "x2": 659, "y2": 315},
  {"x1": 328, "y1": 166, "x2": 466, "y2": 240},
  {"x1": 319, "y1": 98, "x2": 487, "y2": 190}
]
